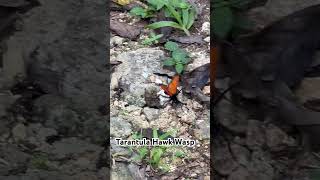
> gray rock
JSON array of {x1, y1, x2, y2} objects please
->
[
  {"x1": 48, "y1": 138, "x2": 103, "y2": 160},
  {"x1": 228, "y1": 167, "x2": 250, "y2": 180},
  {"x1": 110, "y1": 139, "x2": 132, "y2": 157},
  {"x1": 247, "y1": 0, "x2": 320, "y2": 29},
  {"x1": 113, "y1": 48, "x2": 165, "y2": 106},
  {"x1": 295, "y1": 77, "x2": 320, "y2": 103},
  {"x1": 71, "y1": 172, "x2": 99, "y2": 180},
  {"x1": 215, "y1": 100, "x2": 249, "y2": 135},
  {"x1": 2, "y1": 169, "x2": 72, "y2": 180},
  {"x1": 98, "y1": 167, "x2": 109, "y2": 180},
  {"x1": 143, "y1": 107, "x2": 160, "y2": 121},
  {"x1": 2, "y1": 36, "x2": 26, "y2": 88},
  {"x1": 0, "y1": 0, "x2": 29, "y2": 7},
  {"x1": 110, "y1": 117, "x2": 132, "y2": 138},
  {"x1": 214, "y1": 144, "x2": 239, "y2": 176},
  {"x1": 12, "y1": 123, "x2": 27, "y2": 142},
  {"x1": 265, "y1": 124, "x2": 296, "y2": 152},
  {"x1": 246, "y1": 120, "x2": 266, "y2": 150},
  {"x1": 0, "y1": 116, "x2": 12, "y2": 140},
  {"x1": 230, "y1": 143, "x2": 251, "y2": 166},
  {"x1": 24, "y1": 123, "x2": 57, "y2": 149},
  {"x1": 32, "y1": 95, "x2": 81, "y2": 135},
  {"x1": 82, "y1": 115, "x2": 108, "y2": 144},
  {"x1": 111, "y1": 163, "x2": 134, "y2": 180},
  {"x1": 110, "y1": 36, "x2": 125, "y2": 48},
  {"x1": 201, "y1": 22, "x2": 210, "y2": 35},
  {"x1": 248, "y1": 151, "x2": 274, "y2": 180},
  {"x1": 128, "y1": 163, "x2": 146, "y2": 180},
  {"x1": 0, "y1": 144, "x2": 30, "y2": 175},
  {"x1": 123, "y1": 94, "x2": 146, "y2": 107},
  {"x1": 0, "y1": 92, "x2": 18, "y2": 117},
  {"x1": 194, "y1": 119, "x2": 210, "y2": 140},
  {"x1": 11, "y1": 0, "x2": 108, "y2": 111},
  {"x1": 144, "y1": 86, "x2": 162, "y2": 108}
]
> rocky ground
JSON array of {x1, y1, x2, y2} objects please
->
[
  {"x1": 214, "y1": 0, "x2": 320, "y2": 180},
  {"x1": 0, "y1": 0, "x2": 108, "y2": 179},
  {"x1": 110, "y1": 0, "x2": 211, "y2": 179}
]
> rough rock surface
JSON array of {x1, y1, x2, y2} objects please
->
[
  {"x1": 13, "y1": 0, "x2": 107, "y2": 111},
  {"x1": 0, "y1": 0, "x2": 108, "y2": 179},
  {"x1": 214, "y1": 1, "x2": 320, "y2": 179}
]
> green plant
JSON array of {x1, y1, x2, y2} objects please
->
[
  {"x1": 30, "y1": 154, "x2": 50, "y2": 170},
  {"x1": 174, "y1": 150, "x2": 185, "y2": 158},
  {"x1": 130, "y1": 5, "x2": 157, "y2": 18},
  {"x1": 130, "y1": 0, "x2": 197, "y2": 36},
  {"x1": 131, "y1": 128, "x2": 178, "y2": 172},
  {"x1": 212, "y1": 0, "x2": 254, "y2": 39},
  {"x1": 147, "y1": 0, "x2": 197, "y2": 36},
  {"x1": 163, "y1": 41, "x2": 190, "y2": 74},
  {"x1": 142, "y1": 32, "x2": 163, "y2": 45}
]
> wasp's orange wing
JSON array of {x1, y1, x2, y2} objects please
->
[
  {"x1": 166, "y1": 75, "x2": 179, "y2": 96},
  {"x1": 160, "y1": 75, "x2": 180, "y2": 97}
]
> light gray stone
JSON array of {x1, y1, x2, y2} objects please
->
[
  {"x1": 110, "y1": 117, "x2": 132, "y2": 138},
  {"x1": 12, "y1": 123, "x2": 27, "y2": 142}
]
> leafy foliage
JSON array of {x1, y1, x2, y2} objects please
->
[
  {"x1": 142, "y1": 32, "x2": 163, "y2": 45},
  {"x1": 163, "y1": 41, "x2": 190, "y2": 74},
  {"x1": 30, "y1": 154, "x2": 50, "y2": 170},
  {"x1": 131, "y1": 128, "x2": 186, "y2": 172},
  {"x1": 130, "y1": 5, "x2": 157, "y2": 18},
  {"x1": 212, "y1": 0, "x2": 254, "y2": 39},
  {"x1": 130, "y1": 0, "x2": 197, "y2": 36}
]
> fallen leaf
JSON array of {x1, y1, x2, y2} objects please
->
[
  {"x1": 110, "y1": 20, "x2": 142, "y2": 40},
  {"x1": 181, "y1": 63, "x2": 210, "y2": 104},
  {"x1": 182, "y1": 63, "x2": 210, "y2": 90}
]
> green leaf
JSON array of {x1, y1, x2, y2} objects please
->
[
  {"x1": 164, "y1": 7, "x2": 174, "y2": 18},
  {"x1": 148, "y1": 0, "x2": 165, "y2": 10},
  {"x1": 212, "y1": 6, "x2": 233, "y2": 39},
  {"x1": 138, "y1": 147, "x2": 148, "y2": 159},
  {"x1": 163, "y1": 58, "x2": 176, "y2": 66},
  {"x1": 132, "y1": 132, "x2": 142, "y2": 139},
  {"x1": 177, "y1": 2, "x2": 189, "y2": 8},
  {"x1": 130, "y1": 7, "x2": 147, "y2": 18},
  {"x1": 181, "y1": 57, "x2": 190, "y2": 64},
  {"x1": 151, "y1": 148, "x2": 163, "y2": 165},
  {"x1": 147, "y1": 21, "x2": 183, "y2": 30},
  {"x1": 152, "y1": 128, "x2": 159, "y2": 139},
  {"x1": 174, "y1": 150, "x2": 185, "y2": 158},
  {"x1": 175, "y1": 63, "x2": 184, "y2": 74},
  {"x1": 182, "y1": 9, "x2": 189, "y2": 27},
  {"x1": 172, "y1": 49, "x2": 187, "y2": 61},
  {"x1": 186, "y1": 6, "x2": 196, "y2": 29},
  {"x1": 159, "y1": 130, "x2": 173, "y2": 140},
  {"x1": 142, "y1": 34, "x2": 163, "y2": 45},
  {"x1": 170, "y1": 0, "x2": 188, "y2": 8},
  {"x1": 164, "y1": 4, "x2": 183, "y2": 25},
  {"x1": 164, "y1": 41, "x2": 179, "y2": 51}
]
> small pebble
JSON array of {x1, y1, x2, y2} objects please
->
[{"x1": 204, "y1": 36, "x2": 210, "y2": 43}]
